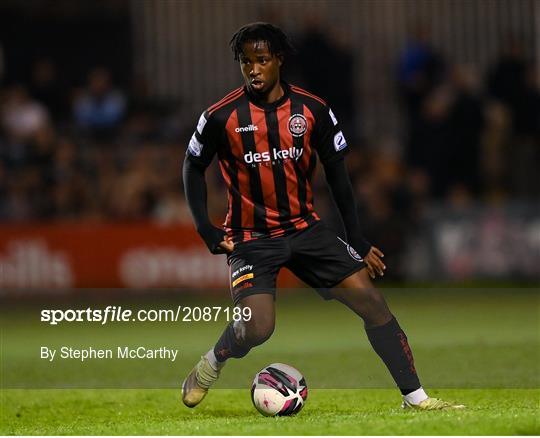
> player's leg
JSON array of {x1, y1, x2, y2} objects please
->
[
  {"x1": 333, "y1": 267, "x2": 392, "y2": 327},
  {"x1": 288, "y1": 226, "x2": 421, "y2": 397},
  {"x1": 182, "y1": 237, "x2": 286, "y2": 408},
  {"x1": 181, "y1": 293, "x2": 275, "y2": 408},
  {"x1": 211, "y1": 292, "x2": 275, "y2": 363},
  {"x1": 331, "y1": 269, "x2": 424, "y2": 399},
  {"x1": 332, "y1": 261, "x2": 464, "y2": 409},
  {"x1": 287, "y1": 221, "x2": 464, "y2": 410}
]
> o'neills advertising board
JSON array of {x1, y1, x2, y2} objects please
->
[{"x1": 0, "y1": 224, "x2": 298, "y2": 292}]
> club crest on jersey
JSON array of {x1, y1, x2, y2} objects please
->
[{"x1": 288, "y1": 114, "x2": 308, "y2": 137}]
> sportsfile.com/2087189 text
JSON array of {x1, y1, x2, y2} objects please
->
[{"x1": 40, "y1": 306, "x2": 252, "y2": 325}]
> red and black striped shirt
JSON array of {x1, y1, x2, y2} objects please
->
[{"x1": 187, "y1": 82, "x2": 349, "y2": 243}]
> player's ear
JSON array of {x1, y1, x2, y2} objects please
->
[{"x1": 277, "y1": 54, "x2": 284, "y2": 67}]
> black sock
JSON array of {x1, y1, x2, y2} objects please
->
[
  {"x1": 365, "y1": 315, "x2": 421, "y2": 395},
  {"x1": 213, "y1": 322, "x2": 250, "y2": 362}
]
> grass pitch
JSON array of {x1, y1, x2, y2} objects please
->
[
  {"x1": 1, "y1": 389, "x2": 538, "y2": 435},
  {"x1": 1, "y1": 287, "x2": 539, "y2": 434}
]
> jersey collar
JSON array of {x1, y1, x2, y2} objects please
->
[{"x1": 244, "y1": 81, "x2": 290, "y2": 110}]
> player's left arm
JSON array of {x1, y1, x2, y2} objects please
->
[
  {"x1": 313, "y1": 104, "x2": 385, "y2": 278},
  {"x1": 323, "y1": 159, "x2": 385, "y2": 278}
]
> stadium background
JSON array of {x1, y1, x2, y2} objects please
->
[
  {"x1": 0, "y1": 1, "x2": 538, "y2": 435},
  {"x1": 0, "y1": 0, "x2": 539, "y2": 289}
]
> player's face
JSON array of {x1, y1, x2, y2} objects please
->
[{"x1": 239, "y1": 41, "x2": 282, "y2": 96}]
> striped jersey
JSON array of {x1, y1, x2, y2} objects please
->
[{"x1": 186, "y1": 82, "x2": 349, "y2": 243}]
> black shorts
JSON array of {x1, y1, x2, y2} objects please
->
[{"x1": 226, "y1": 221, "x2": 366, "y2": 305}]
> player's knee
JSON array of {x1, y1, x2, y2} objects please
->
[
  {"x1": 337, "y1": 267, "x2": 373, "y2": 289},
  {"x1": 366, "y1": 286, "x2": 386, "y2": 307},
  {"x1": 234, "y1": 316, "x2": 274, "y2": 347},
  {"x1": 361, "y1": 287, "x2": 389, "y2": 314},
  {"x1": 332, "y1": 282, "x2": 379, "y2": 304},
  {"x1": 332, "y1": 276, "x2": 391, "y2": 322},
  {"x1": 246, "y1": 318, "x2": 275, "y2": 346},
  {"x1": 366, "y1": 293, "x2": 388, "y2": 315}
]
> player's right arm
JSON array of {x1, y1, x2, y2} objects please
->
[{"x1": 182, "y1": 111, "x2": 233, "y2": 254}]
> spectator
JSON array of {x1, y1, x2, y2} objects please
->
[
  {"x1": 29, "y1": 58, "x2": 66, "y2": 122},
  {"x1": 487, "y1": 39, "x2": 540, "y2": 198},
  {"x1": 152, "y1": 188, "x2": 191, "y2": 225},
  {"x1": 487, "y1": 38, "x2": 528, "y2": 126},
  {"x1": 0, "y1": 42, "x2": 4, "y2": 85},
  {"x1": 397, "y1": 25, "x2": 446, "y2": 119},
  {"x1": 407, "y1": 84, "x2": 454, "y2": 197},
  {"x1": 508, "y1": 65, "x2": 540, "y2": 198},
  {"x1": 447, "y1": 65, "x2": 485, "y2": 195},
  {"x1": 1, "y1": 84, "x2": 49, "y2": 142},
  {"x1": 73, "y1": 67, "x2": 126, "y2": 137},
  {"x1": 0, "y1": 161, "x2": 7, "y2": 219},
  {"x1": 49, "y1": 138, "x2": 89, "y2": 219},
  {"x1": 294, "y1": 18, "x2": 356, "y2": 137}
]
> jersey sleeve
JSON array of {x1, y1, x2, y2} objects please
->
[
  {"x1": 186, "y1": 110, "x2": 220, "y2": 167},
  {"x1": 312, "y1": 105, "x2": 349, "y2": 164}
]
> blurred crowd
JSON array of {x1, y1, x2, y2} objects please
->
[
  {"x1": 0, "y1": 62, "x2": 190, "y2": 223},
  {"x1": 396, "y1": 29, "x2": 539, "y2": 202},
  {"x1": 0, "y1": 29, "x2": 538, "y2": 270}
]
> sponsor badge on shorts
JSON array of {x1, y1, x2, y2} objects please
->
[
  {"x1": 232, "y1": 273, "x2": 254, "y2": 288},
  {"x1": 337, "y1": 236, "x2": 363, "y2": 262},
  {"x1": 347, "y1": 245, "x2": 363, "y2": 262}
]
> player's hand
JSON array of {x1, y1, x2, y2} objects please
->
[
  {"x1": 199, "y1": 225, "x2": 234, "y2": 255},
  {"x1": 218, "y1": 235, "x2": 234, "y2": 254},
  {"x1": 364, "y1": 246, "x2": 385, "y2": 279}
]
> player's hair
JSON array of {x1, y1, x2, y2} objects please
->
[{"x1": 229, "y1": 22, "x2": 295, "y2": 61}]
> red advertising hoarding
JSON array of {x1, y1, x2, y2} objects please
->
[{"x1": 0, "y1": 223, "x2": 299, "y2": 291}]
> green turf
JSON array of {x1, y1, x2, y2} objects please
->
[
  {"x1": 1, "y1": 287, "x2": 538, "y2": 434},
  {"x1": 1, "y1": 389, "x2": 539, "y2": 435}
]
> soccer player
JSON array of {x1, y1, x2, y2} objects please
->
[{"x1": 182, "y1": 22, "x2": 463, "y2": 410}]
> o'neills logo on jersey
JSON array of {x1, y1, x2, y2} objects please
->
[
  {"x1": 244, "y1": 146, "x2": 303, "y2": 164},
  {"x1": 235, "y1": 124, "x2": 258, "y2": 133}
]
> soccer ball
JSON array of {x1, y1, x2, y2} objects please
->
[{"x1": 251, "y1": 363, "x2": 308, "y2": 416}]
